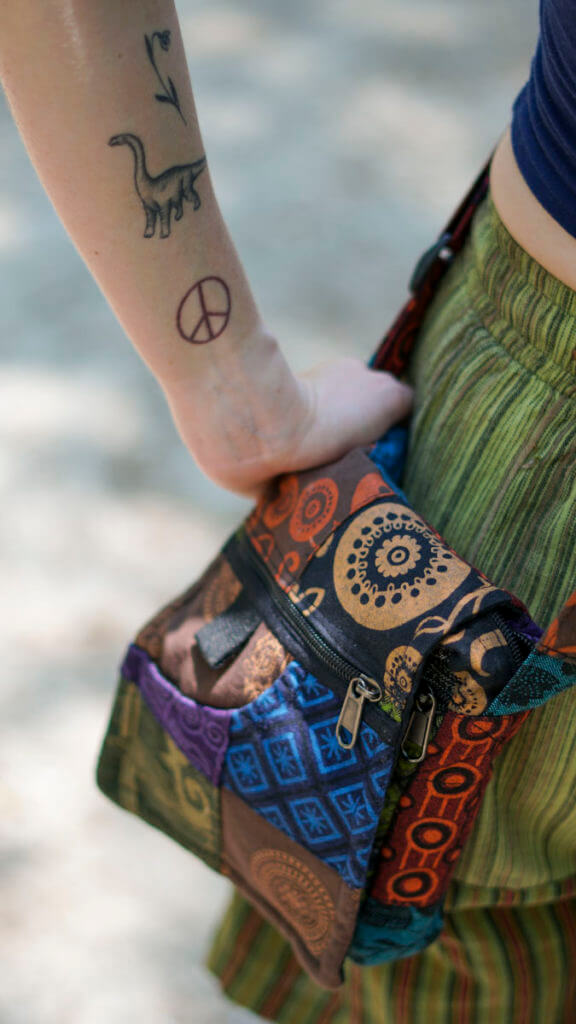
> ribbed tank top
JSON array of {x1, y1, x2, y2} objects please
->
[{"x1": 512, "y1": 0, "x2": 576, "y2": 239}]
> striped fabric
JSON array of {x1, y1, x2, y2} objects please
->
[
  {"x1": 206, "y1": 192, "x2": 576, "y2": 1021},
  {"x1": 209, "y1": 889, "x2": 576, "y2": 1022}
]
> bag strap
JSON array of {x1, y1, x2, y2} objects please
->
[
  {"x1": 369, "y1": 157, "x2": 491, "y2": 376},
  {"x1": 369, "y1": 155, "x2": 576, "y2": 667}
]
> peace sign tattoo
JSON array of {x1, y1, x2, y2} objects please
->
[{"x1": 176, "y1": 276, "x2": 232, "y2": 344}]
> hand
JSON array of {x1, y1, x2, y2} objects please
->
[
  {"x1": 165, "y1": 344, "x2": 412, "y2": 500},
  {"x1": 293, "y1": 356, "x2": 413, "y2": 479}
]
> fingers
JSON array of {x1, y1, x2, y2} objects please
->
[
  {"x1": 290, "y1": 357, "x2": 414, "y2": 469},
  {"x1": 314, "y1": 359, "x2": 413, "y2": 448},
  {"x1": 360, "y1": 369, "x2": 413, "y2": 438}
]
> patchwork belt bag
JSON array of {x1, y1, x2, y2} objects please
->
[{"x1": 96, "y1": 162, "x2": 576, "y2": 990}]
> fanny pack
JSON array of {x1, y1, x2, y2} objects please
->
[{"x1": 96, "y1": 161, "x2": 576, "y2": 990}]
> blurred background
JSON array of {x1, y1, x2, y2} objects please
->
[{"x1": 1, "y1": 1, "x2": 537, "y2": 1021}]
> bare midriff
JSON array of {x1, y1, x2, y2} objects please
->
[{"x1": 490, "y1": 127, "x2": 576, "y2": 293}]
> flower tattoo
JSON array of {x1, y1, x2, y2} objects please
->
[{"x1": 144, "y1": 30, "x2": 187, "y2": 124}]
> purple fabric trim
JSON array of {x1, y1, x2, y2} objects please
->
[
  {"x1": 506, "y1": 609, "x2": 543, "y2": 646},
  {"x1": 122, "y1": 644, "x2": 232, "y2": 785},
  {"x1": 515, "y1": 613, "x2": 543, "y2": 646}
]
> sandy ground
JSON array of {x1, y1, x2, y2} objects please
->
[{"x1": 1, "y1": 2, "x2": 537, "y2": 1021}]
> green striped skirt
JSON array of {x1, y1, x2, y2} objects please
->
[{"x1": 207, "y1": 192, "x2": 576, "y2": 1022}]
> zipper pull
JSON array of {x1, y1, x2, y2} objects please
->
[
  {"x1": 401, "y1": 690, "x2": 436, "y2": 763},
  {"x1": 336, "y1": 676, "x2": 383, "y2": 750}
]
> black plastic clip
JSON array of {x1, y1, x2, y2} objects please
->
[{"x1": 409, "y1": 232, "x2": 454, "y2": 294}]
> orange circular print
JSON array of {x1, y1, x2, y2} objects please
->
[
  {"x1": 455, "y1": 716, "x2": 506, "y2": 743},
  {"x1": 333, "y1": 502, "x2": 471, "y2": 630},
  {"x1": 263, "y1": 474, "x2": 299, "y2": 529},
  {"x1": 289, "y1": 478, "x2": 339, "y2": 543},
  {"x1": 250, "y1": 848, "x2": 335, "y2": 955},
  {"x1": 387, "y1": 868, "x2": 438, "y2": 904},
  {"x1": 407, "y1": 818, "x2": 458, "y2": 852},
  {"x1": 431, "y1": 763, "x2": 481, "y2": 796},
  {"x1": 350, "y1": 472, "x2": 393, "y2": 513}
]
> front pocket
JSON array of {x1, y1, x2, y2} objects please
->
[
  {"x1": 120, "y1": 641, "x2": 397, "y2": 886},
  {"x1": 109, "y1": 645, "x2": 397, "y2": 989},
  {"x1": 221, "y1": 659, "x2": 396, "y2": 890}
]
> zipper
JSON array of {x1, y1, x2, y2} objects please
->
[
  {"x1": 336, "y1": 676, "x2": 384, "y2": 750},
  {"x1": 401, "y1": 690, "x2": 436, "y2": 763},
  {"x1": 234, "y1": 528, "x2": 383, "y2": 749}
]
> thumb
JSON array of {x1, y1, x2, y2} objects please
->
[{"x1": 351, "y1": 367, "x2": 413, "y2": 445}]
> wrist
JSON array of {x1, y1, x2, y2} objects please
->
[
  {"x1": 162, "y1": 328, "x2": 311, "y2": 492},
  {"x1": 162, "y1": 321, "x2": 283, "y2": 410}
]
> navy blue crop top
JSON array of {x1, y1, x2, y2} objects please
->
[{"x1": 512, "y1": 0, "x2": 576, "y2": 238}]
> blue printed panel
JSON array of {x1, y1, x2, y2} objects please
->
[
  {"x1": 226, "y1": 744, "x2": 268, "y2": 794},
  {"x1": 289, "y1": 797, "x2": 341, "y2": 844},
  {"x1": 330, "y1": 783, "x2": 375, "y2": 835},
  {"x1": 222, "y1": 661, "x2": 395, "y2": 888},
  {"x1": 310, "y1": 717, "x2": 358, "y2": 775},
  {"x1": 263, "y1": 733, "x2": 307, "y2": 785}
]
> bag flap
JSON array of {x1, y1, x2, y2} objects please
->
[{"x1": 228, "y1": 444, "x2": 529, "y2": 727}]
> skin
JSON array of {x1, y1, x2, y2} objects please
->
[
  {"x1": 5, "y1": 10, "x2": 566, "y2": 502},
  {"x1": 490, "y1": 126, "x2": 576, "y2": 294},
  {"x1": 0, "y1": 0, "x2": 412, "y2": 498}
]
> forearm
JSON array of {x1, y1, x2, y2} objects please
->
[
  {"x1": 0, "y1": 0, "x2": 294, "y2": 468},
  {"x1": 0, "y1": 0, "x2": 413, "y2": 496}
]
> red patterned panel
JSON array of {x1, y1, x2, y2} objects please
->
[
  {"x1": 289, "y1": 478, "x2": 339, "y2": 543},
  {"x1": 245, "y1": 447, "x2": 396, "y2": 593},
  {"x1": 262, "y1": 474, "x2": 299, "y2": 529},
  {"x1": 370, "y1": 710, "x2": 529, "y2": 908}
]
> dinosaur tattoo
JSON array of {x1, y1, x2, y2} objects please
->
[{"x1": 108, "y1": 133, "x2": 206, "y2": 239}]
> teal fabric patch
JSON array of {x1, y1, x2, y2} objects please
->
[
  {"x1": 369, "y1": 424, "x2": 409, "y2": 492},
  {"x1": 349, "y1": 898, "x2": 444, "y2": 964},
  {"x1": 489, "y1": 649, "x2": 576, "y2": 715}
]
